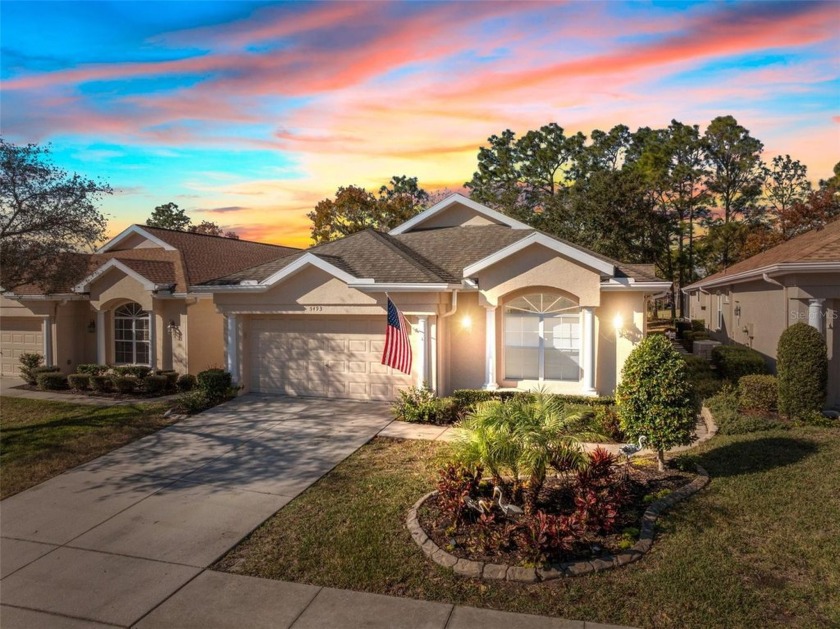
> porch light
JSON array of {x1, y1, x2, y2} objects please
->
[
  {"x1": 613, "y1": 313, "x2": 623, "y2": 331},
  {"x1": 167, "y1": 319, "x2": 179, "y2": 334},
  {"x1": 87, "y1": 319, "x2": 96, "y2": 333},
  {"x1": 461, "y1": 314, "x2": 472, "y2": 329}
]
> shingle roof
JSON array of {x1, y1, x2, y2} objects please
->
[
  {"x1": 210, "y1": 225, "x2": 663, "y2": 286},
  {"x1": 117, "y1": 259, "x2": 177, "y2": 286},
  {"x1": 687, "y1": 218, "x2": 840, "y2": 288}
]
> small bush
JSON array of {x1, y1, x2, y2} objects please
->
[
  {"x1": 593, "y1": 405, "x2": 624, "y2": 441},
  {"x1": 77, "y1": 364, "x2": 108, "y2": 376},
  {"x1": 706, "y1": 386, "x2": 788, "y2": 434},
  {"x1": 691, "y1": 319, "x2": 706, "y2": 332},
  {"x1": 156, "y1": 370, "x2": 179, "y2": 389},
  {"x1": 616, "y1": 334, "x2": 696, "y2": 470},
  {"x1": 711, "y1": 345, "x2": 768, "y2": 382},
  {"x1": 393, "y1": 386, "x2": 459, "y2": 425},
  {"x1": 176, "y1": 389, "x2": 211, "y2": 414},
  {"x1": 112, "y1": 376, "x2": 139, "y2": 394},
  {"x1": 36, "y1": 372, "x2": 67, "y2": 391},
  {"x1": 777, "y1": 323, "x2": 828, "y2": 419},
  {"x1": 30, "y1": 366, "x2": 61, "y2": 384},
  {"x1": 112, "y1": 365, "x2": 152, "y2": 379},
  {"x1": 90, "y1": 375, "x2": 113, "y2": 393},
  {"x1": 450, "y1": 389, "x2": 613, "y2": 418},
  {"x1": 19, "y1": 352, "x2": 44, "y2": 385},
  {"x1": 67, "y1": 374, "x2": 91, "y2": 391},
  {"x1": 143, "y1": 375, "x2": 168, "y2": 395},
  {"x1": 738, "y1": 374, "x2": 778, "y2": 413},
  {"x1": 176, "y1": 373, "x2": 196, "y2": 392},
  {"x1": 196, "y1": 368, "x2": 233, "y2": 403}
]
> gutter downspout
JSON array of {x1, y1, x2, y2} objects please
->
[
  {"x1": 436, "y1": 291, "x2": 459, "y2": 396},
  {"x1": 762, "y1": 272, "x2": 789, "y2": 335}
]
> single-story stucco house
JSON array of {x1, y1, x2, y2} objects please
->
[
  {"x1": 0, "y1": 227, "x2": 299, "y2": 377},
  {"x1": 1, "y1": 194, "x2": 671, "y2": 400},
  {"x1": 684, "y1": 218, "x2": 840, "y2": 408}
]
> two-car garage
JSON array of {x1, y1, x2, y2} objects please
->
[{"x1": 248, "y1": 316, "x2": 413, "y2": 401}]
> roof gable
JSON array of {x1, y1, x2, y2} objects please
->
[
  {"x1": 74, "y1": 259, "x2": 174, "y2": 292},
  {"x1": 388, "y1": 193, "x2": 530, "y2": 234},
  {"x1": 98, "y1": 225, "x2": 176, "y2": 252}
]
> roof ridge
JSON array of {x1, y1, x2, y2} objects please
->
[
  {"x1": 138, "y1": 224, "x2": 300, "y2": 250},
  {"x1": 368, "y1": 229, "x2": 456, "y2": 283}
]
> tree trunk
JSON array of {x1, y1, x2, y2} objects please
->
[{"x1": 656, "y1": 450, "x2": 666, "y2": 472}]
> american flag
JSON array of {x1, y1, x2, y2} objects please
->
[{"x1": 381, "y1": 297, "x2": 412, "y2": 374}]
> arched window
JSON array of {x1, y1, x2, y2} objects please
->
[
  {"x1": 114, "y1": 302, "x2": 150, "y2": 365},
  {"x1": 504, "y1": 292, "x2": 580, "y2": 382}
]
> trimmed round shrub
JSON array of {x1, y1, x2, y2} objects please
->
[
  {"x1": 19, "y1": 352, "x2": 44, "y2": 385},
  {"x1": 156, "y1": 370, "x2": 179, "y2": 389},
  {"x1": 67, "y1": 374, "x2": 91, "y2": 391},
  {"x1": 176, "y1": 389, "x2": 211, "y2": 415},
  {"x1": 738, "y1": 374, "x2": 778, "y2": 413},
  {"x1": 777, "y1": 323, "x2": 828, "y2": 419},
  {"x1": 197, "y1": 368, "x2": 233, "y2": 403},
  {"x1": 36, "y1": 372, "x2": 67, "y2": 391},
  {"x1": 690, "y1": 319, "x2": 706, "y2": 332},
  {"x1": 143, "y1": 375, "x2": 168, "y2": 395},
  {"x1": 616, "y1": 334, "x2": 697, "y2": 471},
  {"x1": 77, "y1": 364, "x2": 108, "y2": 376},
  {"x1": 112, "y1": 365, "x2": 152, "y2": 379},
  {"x1": 112, "y1": 376, "x2": 139, "y2": 394},
  {"x1": 90, "y1": 375, "x2": 114, "y2": 393},
  {"x1": 711, "y1": 345, "x2": 768, "y2": 381},
  {"x1": 176, "y1": 373, "x2": 196, "y2": 392}
]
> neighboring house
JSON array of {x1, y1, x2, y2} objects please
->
[
  {"x1": 0, "y1": 227, "x2": 299, "y2": 377},
  {"x1": 199, "y1": 194, "x2": 670, "y2": 400},
  {"x1": 684, "y1": 219, "x2": 840, "y2": 408}
]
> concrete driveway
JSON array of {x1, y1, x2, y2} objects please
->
[{"x1": 0, "y1": 395, "x2": 393, "y2": 627}]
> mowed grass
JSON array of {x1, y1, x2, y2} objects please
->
[
  {"x1": 215, "y1": 429, "x2": 840, "y2": 629},
  {"x1": 0, "y1": 397, "x2": 176, "y2": 499}
]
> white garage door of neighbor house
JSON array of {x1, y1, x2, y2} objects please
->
[
  {"x1": 249, "y1": 316, "x2": 413, "y2": 400},
  {"x1": 1, "y1": 319, "x2": 43, "y2": 377}
]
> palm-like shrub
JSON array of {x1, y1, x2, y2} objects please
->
[
  {"x1": 616, "y1": 334, "x2": 696, "y2": 471},
  {"x1": 453, "y1": 392, "x2": 605, "y2": 513}
]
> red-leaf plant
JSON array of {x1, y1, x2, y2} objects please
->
[
  {"x1": 573, "y1": 447, "x2": 628, "y2": 535},
  {"x1": 436, "y1": 464, "x2": 482, "y2": 527}
]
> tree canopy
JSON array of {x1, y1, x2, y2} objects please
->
[
  {"x1": 308, "y1": 175, "x2": 429, "y2": 244},
  {"x1": 146, "y1": 202, "x2": 238, "y2": 238},
  {"x1": 0, "y1": 139, "x2": 111, "y2": 292}
]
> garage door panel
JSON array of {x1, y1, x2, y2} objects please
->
[
  {"x1": 1, "y1": 319, "x2": 44, "y2": 377},
  {"x1": 250, "y1": 316, "x2": 412, "y2": 400}
]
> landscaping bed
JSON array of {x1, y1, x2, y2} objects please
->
[{"x1": 418, "y1": 462, "x2": 696, "y2": 568}]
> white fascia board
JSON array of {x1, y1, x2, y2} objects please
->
[
  {"x1": 350, "y1": 283, "x2": 458, "y2": 293},
  {"x1": 600, "y1": 281, "x2": 672, "y2": 292},
  {"x1": 3, "y1": 292, "x2": 88, "y2": 301},
  {"x1": 388, "y1": 193, "x2": 530, "y2": 235},
  {"x1": 189, "y1": 284, "x2": 268, "y2": 293},
  {"x1": 74, "y1": 259, "x2": 158, "y2": 292},
  {"x1": 685, "y1": 262, "x2": 840, "y2": 291},
  {"x1": 260, "y1": 253, "x2": 370, "y2": 287},
  {"x1": 96, "y1": 225, "x2": 176, "y2": 253},
  {"x1": 463, "y1": 232, "x2": 615, "y2": 277}
]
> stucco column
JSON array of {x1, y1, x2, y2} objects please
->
[
  {"x1": 43, "y1": 316, "x2": 53, "y2": 367},
  {"x1": 225, "y1": 314, "x2": 240, "y2": 383},
  {"x1": 582, "y1": 306, "x2": 596, "y2": 394},
  {"x1": 416, "y1": 315, "x2": 428, "y2": 388},
  {"x1": 808, "y1": 298, "x2": 825, "y2": 335},
  {"x1": 429, "y1": 316, "x2": 437, "y2": 393},
  {"x1": 483, "y1": 306, "x2": 498, "y2": 391},
  {"x1": 148, "y1": 310, "x2": 157, "y2": 369},
  {"x1": 96, "y1": 310, "x2": 106, "y2": 365}
]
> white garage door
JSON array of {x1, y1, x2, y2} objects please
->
[
  {"x1": 250, "y1": 316, "x2": 413, "y2": 400},
  {"x1": 0, "y1": 318, "x2": 44, "y2": 377}
]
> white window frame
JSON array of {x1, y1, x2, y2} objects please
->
[{"x1": 113, "y1": 302, "x2": 151, "y2": 366}]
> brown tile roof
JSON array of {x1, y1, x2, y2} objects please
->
[
  {"x1": 687, "y1": 218, "x2": 840, "y2": 288},
  {"x1": 211, "y1": 225, "x2": 663, "y2": 285}
]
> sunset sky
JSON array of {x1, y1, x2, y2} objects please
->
[{"x1": 2, "y1": 1, "x2": 838, "y2": 248}]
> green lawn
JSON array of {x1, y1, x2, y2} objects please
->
[
  {"x1": 0, "y1": 397, "x2": 176, "y2": 499},
  {"x1": 215, "y1": 429, "x2": 840, "y2": 629}
]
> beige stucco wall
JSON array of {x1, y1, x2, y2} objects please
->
[
  {"x1": 89, "y1": 270, "x2": 153, "y2": 311},
  {"x1": 441, "y1": 291, "x2": 486, "y2": 392},
  {"x1": 413, "y1": 203, "x2": 507, "y2": 230},
  {"x1": 186, "y1": 297, "x2": 225, "y2": 373},
  {"x1": 596, "y1": 292, "x2": 647, "y2": 394},
  {"x1": 475, "y1": 244, "x2": 602, "y2": 307}
]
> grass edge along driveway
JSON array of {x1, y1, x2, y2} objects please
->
[{"x1": 0, "y1": 396, "x2": 176, "y2": 499}]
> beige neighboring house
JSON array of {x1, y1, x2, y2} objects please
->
[
  {"x1": 197, "y1": 194, "x2": 670, "y2": 400},
  {"x1": 684, "y1": 218, "x2": 840, "y2": 408},
  {"x1": 0, "y1": 227, "x2": 299, "y2": 377}
]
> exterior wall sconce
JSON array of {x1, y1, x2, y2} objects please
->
[
  {"x1": 167, "y1": 319, "x2": 180, "y2": 334},
  {"x1": 734, "y1": 305, "x2": 742, "y2": 317},
  {"x1": 461, "y1": 314, "x2": 472, "y2": 330},
  {"x1": 87, "y1": 319, "x2": 96, "y2": 333},
  {"x1": 613, "y1": 313, "x2": 623, "y2": 331}
]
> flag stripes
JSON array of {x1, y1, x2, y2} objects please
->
[{"x1": 382, "y1": 297, "x2": 412, "y2": 375}]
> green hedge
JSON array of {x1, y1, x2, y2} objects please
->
[
  {"x1": 77, "y1": 364, "x2": 109, "y2": 376},
  {"x1": 112, "y1": 365, "x2": 152, "y2": 379},
  {"x1": 90, "y1": 375, "x2": 113, "y2": 393},
  {"x1": 36, "y1": 373, "x2": 67, "y2": 391},
  {"x1": 392, "y1": 386, "x2": 459, "y2": 425},
  {"x1": 711, "y1": 345, "x2": 769, "y2": 382},
  {"x1": 451, "y1": 389, "x2": 614, "y2": 417},
  {"x1": 67, "y1": 374, "x2": 91, "y2": 391},
  {"x1": 738, "y1": 374, "x2": 778, "y2": 413},
  {"x1": 176, "y1": 374, "x2": 196, "y2": 392},
  {"x1": 143, "y1": 375, "x2": 169, "y2": 394},
  {"x1": 777, "y1": 323, "x2": 828, "y2": 419},
  {"x1": 196, "y1": 369, "x2": 233, "y2": 403},
  {"x1": 112, "y1": 376, "x2": 138, "y2": 394},
  {"x1": 707, "y1": 386, "x2": 787, "y2": 434}
]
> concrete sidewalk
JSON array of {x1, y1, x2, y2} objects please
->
[{"x1": 0, "y1": 394, "x2": 634, "y2": 628}]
